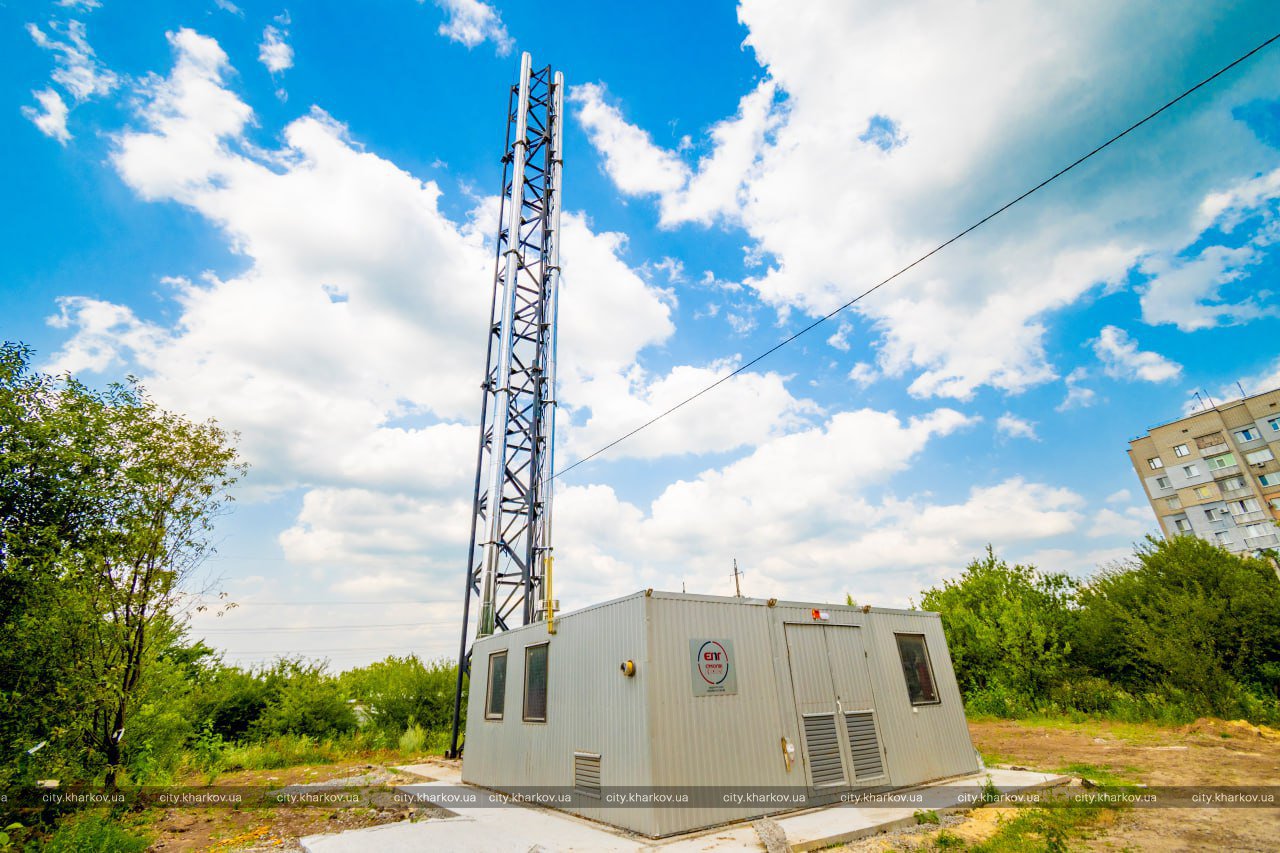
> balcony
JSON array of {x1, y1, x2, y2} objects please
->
[
  {"x1": 1231, "y1": 510, "x2": 1270, "y2": 524},
  {"x1": 1220, "y1": 482, "x2": 1251, "y2": 497},
  {"x1": 1210, "y1": 463, "x2": 1242, "y2": 478},
  {"x1": 1244, "y1": 532, "x2": 1280, "y2": 549}
]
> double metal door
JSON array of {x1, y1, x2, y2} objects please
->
[{"x1": 785, "y1": 623, "x2": 887, "y2": 790}]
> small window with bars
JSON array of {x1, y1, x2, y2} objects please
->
[
  {"x1": 485, "y1": 651, "x2": 507, "y2": 720},
  {"x1": 523, "y1": 643, "x2": 549, "y2": 722},
  {"x1": 895, "y1": 633, "x2": 940, "y2": 705}
]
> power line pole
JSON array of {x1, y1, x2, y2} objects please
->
[
  {"x1": 732, "y1": 559, "x2": 743, "y2": 597},
  {"x1": 447, "y1": 52, "x2": 563, "y2": 759}
]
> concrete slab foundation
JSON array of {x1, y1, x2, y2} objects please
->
[{"x1": 300, "y1": 764, "x2": 1068, "y2": 852}]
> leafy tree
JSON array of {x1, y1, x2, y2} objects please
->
[
  {"x1": 920, "y1": 546, "x2": 1078, "y2": 699},
  {"x1": 1075, "y1": 536, "x2": 1280, "y2": 713},
  {"x1": 339, "y1": 655, "x2": 460, "y2": 735},
  {"x1": 0, "y1": 342, "x2": 243, "y2": 787}
]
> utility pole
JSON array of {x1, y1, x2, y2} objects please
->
[
  {"x1": 447, "y1": 52, "x2": 563, "y2": 759},
  {"x1": 732, "y1": 559, "x2": 743, "y2": 597}
]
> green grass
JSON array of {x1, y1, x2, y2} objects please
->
[
  {"x1": 966, "y1": 799, "x2": 1113, "y2": 853},
  {"x1": 1054, "y1": 762, "x2": 1145, "y2": 785}
]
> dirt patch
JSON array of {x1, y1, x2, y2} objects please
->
[
  {"x1": 970, "y1": 717, "x2": 1280, "y2": 852},
  {"x1": 146, "y1": 759, "x2": 458, "y2": 851}
]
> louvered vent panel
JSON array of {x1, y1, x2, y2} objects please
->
[
  {"x1": 844, "y1": 711, "x2": 884, "y2": 779},
  {"x1": 574, "y1": 752, "x2": 601, "y2": 798},
  {"x1": 802, "y1": 714, "x2": 845, "y2": 787}
]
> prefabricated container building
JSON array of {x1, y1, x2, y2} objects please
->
[{"x1": 462, "y1": 590, "x2": 978, "y2": 837}]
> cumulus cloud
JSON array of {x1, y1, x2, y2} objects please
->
[
  {"x1": 1056, "y1": 367, "x2": 1096, "y2": 411},
  {"x1": 431, "y1": 0, "x2": 513, "y2": 55},
  {"x1": 1092, "y1": 326, "x2": 1182, "y2": 383},
  {"x1": 258, "y1": 24, "x2": 294, "y2": 74},
  {"x1": 21, "y1": 88, "x2": 71, "y2": 144},
  {"x1": 995, "y1": 413, "x2": 1038, "y2": 441},
  {"x1": 575, "y1": 1, "x2": 1279, "y2": 401},
  {"x1": 572, "y1": 79, "x2": 780, "y2": 227}
]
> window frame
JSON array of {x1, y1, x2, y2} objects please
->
[
  {"x1": 1245, "y1": 448, "x2": 1275, "y2": 465},
  {"x1": 522, "y1": 642, "x2": 549, "y2": 723},
  {"x1": 894, "y1": 633, "x2": 941, "y2": 707},
  {"x1": 1154, "y1": 475, "x2": 1171, "y2": 490},
  {"x1": 1206, "y1": 453, "x2": 1235, "y2": 471},
  {"x1": 1235, "y1": 428, "x2": 1259, "y2": 442},
  {"x1": 484, "y1": 650, "x2": 508, "y2": 720},
  {"x1": 1147, "y1": 457, "x2": 1163, "y2": 470},
  {"x1": 1173, "y1": 444, "x2": 1190, "y2": 457},
  {"x1": 1182, "y1": 464, "x2": 1199, "y2": 477},
  {"x1": 1173, "y1": 517, "x2": 1192, "y2": 533}
]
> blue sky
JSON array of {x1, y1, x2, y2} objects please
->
[{"x1": 4, "y1": 0, "x2": 1280, "y2": 669}]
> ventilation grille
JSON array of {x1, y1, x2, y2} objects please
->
[
  {"x1": 802, "y1": 714, "x2": 845, "y2": 787},
  {"x1": 844, "y1": 711, "x2": 884, "y2": 779},
  {"x1": 574, "y1": 752, "x2": 601, "y2": 798}
]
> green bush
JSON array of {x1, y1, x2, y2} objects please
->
[
  {"x1": 925, "y1": 540, "x2": 1280, "y2": 726},
  {"x1": 339, "y1": 656, "x2": 460, "y2": 737},
  {"x1": 40, "y1": 813, "x2": 149, "y2": 853}
]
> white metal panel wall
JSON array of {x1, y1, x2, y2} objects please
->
[
  {"x1": 461, "y1": 591, "x2": 658, "y2": 834},
  {"x1": 643, "y1": 594, "x2": 796, "y2": 836},
  {"x1": 859, "y1": 610, "x2": 978, "y2": 785}
]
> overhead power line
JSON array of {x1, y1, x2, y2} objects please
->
[
  {"x1": 552, "y1": 31, "x2": 1280, "y2": 481},
  {"x1": 196, "y1": 620, "x2": 456, "y2": 633}
]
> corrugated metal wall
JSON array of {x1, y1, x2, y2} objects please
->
[
  {"x1": 461, "y1": 591, "x2": 978, "y2": 838},
  {"x1": 461, "y1": 592, "x2": 658, "y2": 834}
]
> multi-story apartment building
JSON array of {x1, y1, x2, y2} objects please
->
[{"x1": 1127, "y1": 386, "x2": 1280, "y2": 556}]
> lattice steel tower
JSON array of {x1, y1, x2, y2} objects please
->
[{"x1": 448, "y1": 53, "x2": 563, "y2": 758}]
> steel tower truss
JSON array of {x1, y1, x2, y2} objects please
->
[{"x1": 448, "y1": 53, "x2": 563, "y2": 757}]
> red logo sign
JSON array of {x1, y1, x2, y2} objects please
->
[{"x1": 697, "y1": 640, "x2": 730, "y2": 685}]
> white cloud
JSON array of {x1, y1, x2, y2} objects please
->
[
  {"x1": 1057, "y1": 367, "x2": 1096, "y2": 411},
  {"x1": 576, "y1": 1, "x2": 1279, "y2": 401},
  {"x1": 27, "y1": 20, "x2": 118, "y2": 102},
  {"x1": 995, "y1": 412, "x2": 1038, "y2": 441},
  {"x1": 1088, "y1": 506, "x2": 1155, "y2": 539},
  {"x1": 1136, "y1": 168, "x2": 1280, "y2": 331},
  {"x1": 56, "y1": 0, "x2": 102, "y2": 10},
  {"x1": 571, "y1": 80, "x2": 779, "y2": 228},
  {"x1": 22, "y1": 88, "x2": 71, "y2": 144},
  {"x1": 1092, "y1": 325, "x2": 1182, "y2": 383},
  {"x1": 258, "y1": 25, "x2": 294, "y2": 74},
  {"x1": 431, "y1": 0, "x2": 513, "y2": 55},
  {"x1": 848, "y1": 362, "x2": 877, "y2": 388},
  {"x1": 1105, "y1": 488, "x2": 1131, "y2": 504}
]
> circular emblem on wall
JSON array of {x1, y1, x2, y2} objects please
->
[{"x1": 697, "y1": 640, "x2": 730, "y2": 685}]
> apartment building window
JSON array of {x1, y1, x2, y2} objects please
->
[
  {"x1": 1230, "y1": 498, "x2": 1261, "y2": 515},
  {"x1": 1269, "y1": 417, "x2": 1279, "y2": 433},
  {"x1": 1206, "y1": 453, "x2": 1235, "y2": 471},
  {"x1": 1260, "y1": 473, "x2": 1278, "y2": 487},
  {"x1": 1165, "y1": 496, "x2": 1181, "y2": 510},
  {"x1": 1222, "y1": 476, "x2": 1245, "y2": 491},
  {"x1": 1203, "y1": 508, "x2": 1218, "y2": 522},
  {"x1": 1194, "y1": 485, "x2": 1216, "y2": 500},
  {"x1": 1155, "y1": 475, "x2": 1172, "y2": 490},
  {"x1": 1270, "y1": 497, "x2": 1280, "y2": 512},
  {"x1": 1172, "y1": 517, "x2": 1192, "y2": 533},
  {"x1": 1182, "y1": 464, "x2": 1199, "y2": 477},
  {"x1": 1147, "y1": 457, "x2": 1163, "y2": 470},
  {"x1": 1173, "y1": 444, "x2": 1190, "y2": 457},
  {"x1": 1245, "y1": 448, "x2": 1275, "y2": 465},
  {"x1": 1214, "y1": 531, "x2": 1231, "y2": 546},
  {"x1": 1235, "y1": 427, "x2": 1259, "y2": 442},
  {"x1": 1243, "y1": 523, "x2": 1272, "y2": 539}
]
